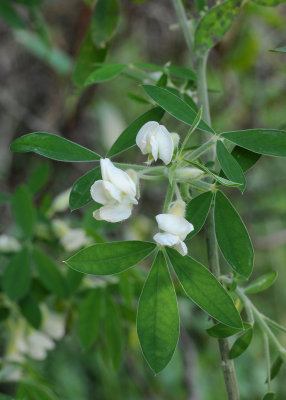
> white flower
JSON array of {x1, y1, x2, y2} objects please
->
[
  {"x1": 41, "y1": 305, "x2": 65, "y2": 340},
  {"x1": 136, "y1": 121, "x2": 174, "y2": 164},
  {"x1": 60, "y1": 229, "x2": 89, "y2": 251},
  {"x1": 90, "y1": 158, "x2": 138, "y2": 223},
  {"x1": 0, "y1": 234, "x2": 21, "y2": 253},
  {"x1": 153, "y1": 200, "x2": 194, "y2": 256},
  {"x1": 25, "y1": 331, "x2": 55, "y2": 360}
]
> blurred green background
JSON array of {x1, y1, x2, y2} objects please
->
[{"x1": 0, "y1": 0, "x2": 286, "y2": 399}]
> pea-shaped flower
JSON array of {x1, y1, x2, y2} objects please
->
[
  {"x1": 90, "y1": 158, "x2": 138, "y2": 223},
  {"x1": 153, "y1": 200, "x2": 194, "y2": 256},
  {"x1": 136, "y1": 121, "x2": 174, "y2": 164}
]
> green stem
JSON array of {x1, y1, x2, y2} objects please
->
[
  {"x1": 171, "y1": 0, "x2": 194, "y2": 64},
  {"x1": 236, "y1": 288, "x2": 286, "y2": 362},
  {"x1": 262, "y1": 315, "x2": 286, "y2": 334},
  {"x1": 264, "y1": 334, "x2": 271, "y2": 392},
  {"x1": 163, "y1": 183, "x2": 175, "y2": 213},
  {"x1": 185, "y1": 136, "x2": 217, "y2": 161},
  {"x1": 196, "y1": 49, "x2": 240, "y2": 400}
]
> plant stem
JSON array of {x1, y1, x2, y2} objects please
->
[
  {"x1": 236, "y1": 287, "x2": 286, "y2": 362},
  {"x1": 262, "y1": 315, "x2": 286, "y2": 334},
  {"x1": 264, "y1": 333, "x2": 271, "y2": 392},
  {"x1": 163, "y1": 183, "x2": 174, "y2": 213},
  {"x1": 196, "y1": 53, "x2": 240, "y2": 400},
  {"x1": 171, "y1": 0, "x2": 194, "y2": 65}
]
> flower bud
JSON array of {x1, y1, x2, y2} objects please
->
[
  {"x1": 174, "y1": 167, "x2": 203, "y2": 181},
  {"x1": 171, "y1": 132, "x2": 180, "y2": 149},
  {"x1": 168, "y1": 200, "x2": 186, "y2": 217}
]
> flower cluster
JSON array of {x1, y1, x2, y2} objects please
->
[{"x1": 90, "y1": 121, "x2": 195, "y2": 255}]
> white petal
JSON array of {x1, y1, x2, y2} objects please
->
[
  {"x1": 102, "y1": 181, "x2": 122, "y2": 202},
  {"x1": 150, "y1": 134, "x2": 159, "y2": 161},
  {"x1": 156, "y1": 214, "x2": 194, "y2": 238},
  {"x1": 136, "y1": 121, "x2": 159, "y2": 153},
  {"x1": 153, "y1": 232, "x2": 179, "y2": 246},
  {"x1": 173, "y1": 240, "x2": 188, "y2": 256},
  {"x1": 155, "y1": 125, "x2": 174, "y2": 164},
  {"x1": 90, "y1": 180, "x2": 109, "y2": 204},
  {"x1": 100, "y1": 158, "x2": 136, "y2": 197},
  {"x1": 94, "y1": 203, "x2": 133, "y2": 223}
]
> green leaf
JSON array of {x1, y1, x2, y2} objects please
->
[
  {"x1": 66, "y1": 268, "x2": 84, "y2": 294},
  {"x1": 19, "y1": 294, "x2": 42, "y2": 329},
  {"x1": 104, "y1": 295, "x2": 122, "y2": 370},
  {"x1": 194, "y1": 0, "x2": 242, "y2": 54},
  {"x1": 134, "y1": 62, "x2": 165, "y2": 72},
  {"x1": 184, "y1": 159, "x2": 241, "y2": 187},
  {"x1": 142, "y1": 85, "x2": 214, "y2": 134},
  {"x1": 183, "y1": 93, "x2": 198, "y2": 111},
  {"x1": 270, "y1": 46, "x2": 286, "y2": 53},
  {"x1": 221, "y1": 129, "x2": 286, "y2": 157},
  {"x1": 72, "y1": 29, "x2": 107, "y2": 87},
  {"x1": 11, "y1": 132, "x2": 100, "y2": 162},
  {"x1": 206, "y1": 322, "x2": 252, "y2": 338},
  {"x1": 244, "y1": 271, "x2": 277, "y2": 294},
  {"x1": 92, "y1": 0, "x2": 120, "y2": 47},
  {"x1": 3, "y1": 248, "x2": 31, "y2": 301},
  {"x1": 214, "y1": 190, "x2": 254, "y2": 278},
  {"x1": 230, "y1": 146, "x2": 261, "y2": 172},
  {"x1": 33, "y1": 248, "x2": 68, "y2": 298},
  {"x1": 78, "y1": 289, "x2": 102, "y2": 350},
  {"x1": 137, "y1": 251, "x2": 179, "y2": 373},
  {"x1": 0, "y1": 0, "x2": 25, "y2": 29},
  {"x1": 27, "y1": 162, "x2": 51, "y2": 195},
  {"x1": 65, "y1": 241, "x2": 156, "y2": 275},
  {"x1": 69, "y1": 167, "x2": 101, "y2": 211},
  {"x1": 167, "y1": 65, "x2": 197, "y2": 81},
  {"x1": 262, "y1": 393, "x2": 276, "y2": 400},
  {"x1": 12, "y1": 184, "x2": 36, "y2": 238},
  {"x1": 15, "y1": 31, "x2": 72, "y2": 76},
  {"x1": 268, "y1": 356, "x2": 283, "y2": 381},
  {"x1": 85, "y1": 63, "x2": 126, "y2": 85},
  {"x1": 107, "y1": 107, "x2": 165, "y2": 157},
  {"x1": 166, "y1": 248, "x2": 242, "y2": 328},
  {"x1": 229, "y1": 328, "x2": 253, "y2": 359},
  {"x1": 217, "y1": 140, "x2": 246, "y2": 192},
  {"x1": 185, "y1": 191, "x2": 213, "y2": 239}
]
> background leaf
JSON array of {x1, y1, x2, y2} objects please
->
[
  {"x1": 12, "y1": 184, "x2": 36, "y2": 238},
  {"x1": 19, "y1": 294, "x2": 42, "y2": 329},
  {"x1": 104, "y1": 294, "x2": 122, "y2": 370},
  {"x1": 137, "y1": 251, "x2": 179, "y2": 373},
  {"x1": 65, "y1": 241, "x2": 156, "y2": 275},
  {"x1": 214, "y1": 190, "x2": 254, "y2": 278},
  {"x1": 185, "y1": 191, "x2": 213, "y2": 239},
  {"x1": 27, "y1": 162, "x2": 51, "y2": 195},
  {"x1": 78, "y1": 289, "x2": 102, "y2": 350},
  {"x1": 72, "y1": 29, "x2": 107, "y2": 87},
  {"x1": 142, "y1": 85, "x2": 214, "y2": 134},
  {"x1": 166, "y1": 248, "x2": 242, "y2": 328},
  {"x1": 33, "y1": 248, "x2": 68, "y2": 298},
  {"x1": 194, "y1": 0, "x2": 242, "y2": 54},
  {"x1": 3, "y1": 248, "x2": 31, "y2": 301},
  {"x1": 107, "y1": 107, "x2": 165, "y2": 157},
  {"x1": 11, "y1": 133, "x2": 100, "y2": 162},
  {"x1": 92, "y1": 0, "x2": 120, "y2": 47},
  {"x1": 222, "y1": 129, "x2": 286, "y2": 157},
  {"x1": 85, "y1": 63, "x2": 126, "y2": 85}
]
